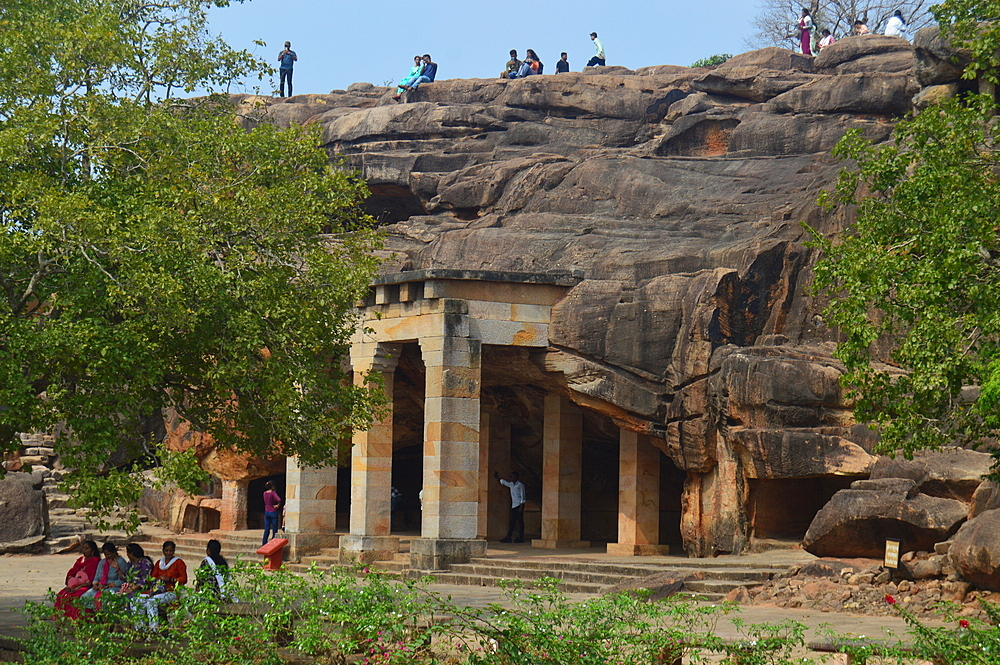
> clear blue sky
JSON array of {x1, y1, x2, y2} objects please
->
[{"x1": 207, "y1": 0, "x2": 760, "y2": 94}]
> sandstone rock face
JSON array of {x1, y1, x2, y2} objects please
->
[
  {"x1": 970, "y1": 480, "x2": 1000, "y2": 518},
  {"x1": 950, "y1": 509, "x2": 1000, "y2": 591},
  {"x1": 803, "y1": 478, "x2": 968, "y2": 557},
  {"x1": 869, "y1": 448, "x2": 994, "y2": 503},
  {"x1": 0, "y1": 472, "x2": 47, "y2": 548},
  {"x1": 913, "y1": 26, "x2": 973, "y2": 87},
  {"x1": 260, "y1": 43, "x2": 950, "y2": 556}
]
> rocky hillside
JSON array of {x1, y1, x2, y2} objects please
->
[{"x1": 231, "y1": 31, "x2": 980, "y2": 557}]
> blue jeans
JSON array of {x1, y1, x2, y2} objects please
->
[
  {"x1": 279, "y1": 68, "x2": 293, "y2": 97},
  {"x1": 586, "y1": 56, "x2": 605, "y2": 67},
  {"x1": 408, "y1": 75, "x2": 432, "y2": 90},
  {"x1": 263, "y1": 511, "x2": 280, "y2": 545}
]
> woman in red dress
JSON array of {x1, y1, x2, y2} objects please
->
[{"x1": 54, "y1": 540, "x2": 100, "y2": 619}]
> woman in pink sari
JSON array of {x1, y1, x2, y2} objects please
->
[
  {"x1": 54, "y1": 540, "x2": 100, "y2": 619},
  {"x1": 799, "y1": 8, "x2": 814, "y2": 55}
]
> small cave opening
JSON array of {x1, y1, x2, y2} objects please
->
[
  {"x1": 363, "y1": 184, "x2": 426, "y2": 224},
  {"x1": 748, "y1": 476, "x2": 860, "y2": 542}
]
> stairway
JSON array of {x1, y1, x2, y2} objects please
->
[
  {"x1": 284, "y1": 538, "x2": 790, "y2": 600},
  {"x1": 136, "y1": 530, "x2": 267, "y2": 566}
]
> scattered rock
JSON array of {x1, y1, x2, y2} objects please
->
[
  {"x1": 604, "y1": 572, "x2": 686, "y2": 601},
  {"x1": 969, "y1": 480, "x2": 1000, "y2": 518},
  {"x1": 949, "y1": 509, "x2": 1000, "y2": 591},
  {"x1": 0, "y1": 472, "x2": 48, "y2": 545},
  {"x1": 869, "y1": 448, "x2": 994, "y2": 503}
]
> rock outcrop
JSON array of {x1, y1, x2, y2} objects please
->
[
  {"x1": 950, "y1": 509, "x2": 1000, "y2": 591},
  {"x1": 0, "y1": 472, "x2": 48, "y2": 553},
  {"x1": 869, "y1": 448, "x2": 994, "y2": 504},
  {"x1": 237, "y1": 37, "x2": 966, "y2": 556}
]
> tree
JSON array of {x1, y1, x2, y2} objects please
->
[
  {"x1": 809, "y1": 1, "x2": 1000, "y2": 469},
  {"x1": 0, "y1": 0, "x2": 383, "y2": 524},
  {"x1": 748, "y1": 0, "x2": 935, "y2": 48},
  {"x1": 691, "y1": 54, "x2": 734, "y2": 68}
]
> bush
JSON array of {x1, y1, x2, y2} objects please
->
[{"x1": 691, "y1": 53, "x2": 733, "y2": 68}]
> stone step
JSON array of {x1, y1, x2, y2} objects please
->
[
  {"x1": 466, "y1": 557, "x2": 782, "y2": 578},
  {"x1": 427, "y1": 572, "x2": 605, "y2": 594},
  {"x1": 44, "y1": 536, "x2": 83, "y2": 553},
  {"x1": 683, "y1": 579, "x2": 759, "y2": 594},
  {"x1": 447, "y1": 563, "x2": 643, "y2": 586},
  {"x1": 24, "y1": 447, "x2": 55, "y2": 457}
]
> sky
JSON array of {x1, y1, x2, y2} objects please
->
[{"x1": 206, "y1": 0, "x2": 762, "y2": 95}]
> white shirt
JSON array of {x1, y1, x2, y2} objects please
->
[
  {"x1": 592, "y1": 38, "x2": 605, "y2": 59},
  {"x1": 885, "y1": 16, "x2": 909, "y2": 40},
  {"x1": 500, "y1": 479, "x2": 526, "y2": 508}
]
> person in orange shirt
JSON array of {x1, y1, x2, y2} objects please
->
[{"x1": 132, "y1": 541, "x2": 187, "y2": 631}]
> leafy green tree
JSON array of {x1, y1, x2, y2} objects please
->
[
  {"x1": 0, "y1": 0, "x2": 383, "y2": 523},
  {"x1": 690, "y1": 54, "x2": 733, "y2": 68},
  {"x1": 810, "y1": 1, "x2": 1000, "y2": 468}
]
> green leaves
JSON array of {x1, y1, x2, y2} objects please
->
[{"x1": 0, "y1": 1, "x2": 382, "y2": 523}]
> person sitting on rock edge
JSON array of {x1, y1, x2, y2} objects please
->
[
  {"x1": 394, "y1": 55, "x2": 425, "y2": 100},
  {"x1": 853, "y1": 20, "x2": 870, "y2": 35},
  {"x1": 509, "y1": 49, "x2": 542, "y2": 78},
  {"x1": 501, "y1": 49, "x2": 521, "y2": 78},
  {"x1": 587, "y1": 32, "x2": 605, "y2": 67},
  {"x1": 556, "y1": 52, "x2": 569, "y2": 73},
  {"x1": 884, "y1": 9, "x2": 910, "y2": 41},
  {"x1": 403, "y1": 54, "x2": 437, "y2": 93}
]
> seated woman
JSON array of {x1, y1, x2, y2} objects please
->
[
  {"x1": 54, "y1": 540, "x2": 100, "y2": 619},
  {"x1": 393, "y1": 55, "x2": 424, "y2": 100},
  {"x1": 195, "y1": 539, "x2": 229, "y2": 601},
  {"x1": 82, "y1": 542, "x2": 131, "y2": 610},
  {"x1": 132, "y1": 541, "x2": 187, "y2": 631},
  {"x1": 120, "y1": 543, "x2": 154, "y2": 598},
  {"x1": 509, "y1": 49, "x2": 543, "y2": 78}
]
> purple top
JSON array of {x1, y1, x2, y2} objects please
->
[{"x1": 263, "y1": 489, "x2": 282, "y2": 513}]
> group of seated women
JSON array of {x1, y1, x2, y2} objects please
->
[{"x1": 54, "y1": 538, "x2": 229, "y2": 630}]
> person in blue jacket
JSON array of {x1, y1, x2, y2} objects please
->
[{"x1": 277, "y1": 41, "x2": 297, "y2": 97}]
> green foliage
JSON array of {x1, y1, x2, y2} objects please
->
[
  {"x1": 0, "y1": 0, "x2": 383, "y2": 523},
  {"x1": 933, "y1": 0, "x2": 1000, "y2": 84},
  {"x1": 809, "y1": 92, "x2": 1000, "y2": 466},
  {"x1": 691, "y1": 53, "x2": 733, "y2": 68}
]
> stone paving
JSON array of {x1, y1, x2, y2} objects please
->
[{"x1": 0, "y1": 549, "x2": 945, "y2": 661}]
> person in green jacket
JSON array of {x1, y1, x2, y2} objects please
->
[{"x1": 394, "y1": 55, "x2": 425, "y2": 100}]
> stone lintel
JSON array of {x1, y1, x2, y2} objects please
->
[
  {"x1": 409, "y1": 537, "x2": 487, "y2": 571},
  {"x1": 372, "y1": 269, "x2": 581, "y2": 288},
  {"x1": 285, "y1": 532, "x2": 342, "y2": 562},
  {"x1": 606, "y1": 543, "x2": 670, "y2": 556},
  {"x1": 338, "y1": 535, "x2": 400, "y2": 564},
  {"x1": 531, "y1": 539, "x2": 591, "y2": 549}
]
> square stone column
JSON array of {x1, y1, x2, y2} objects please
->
[
  {"x1": 608, "y1": 430, "x2": 670, "y2": 556},
  {"x1": 340, "y1": 343, "x2": 400, "y2": 564},
  {"x1": 478, "y1": 411, "x2": 511, "y2": 540},
  {"x1": 411, "y1": 329, "x2": 487, "y2": 570},
  {"x1": 534, "y1": 393, "x2": 590, "y2": 548},
  {"x1": 219, "y1": 479, "x2": 248, "y2": 531},
  {"x1": 284, "y1": 456, "x2": 341, "y2": 560}
]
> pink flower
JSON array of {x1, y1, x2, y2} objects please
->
[
  {"x1": 884, "y1": 594, "x2": 896, "y2": 605},
  {"x1": 363, "y1": 567, "x2": 370, "y2": 574},
  {"x1": 959, "y1": 619, "x2": 970, "y2": 628}
]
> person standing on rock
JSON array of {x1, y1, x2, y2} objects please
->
[
  {"x1": 494, "y1": 470, "x2": 526, "y2": 543},
  {"x1": 556, "y1": 52, "x2": 570, "y2": 73},
  {"x1": 586, "y1": 32, "x2": 605, "y2": 67},
  {"x1": 501, "y1": 49, "x2": 521, "y2": 78},
  {"x1": 884, "y1": 10, "x2": 910, "y2": 41},
  {"x1": 798, "y1": 8, "x2": 814, "y2": 56},
  {"x1": 277, "y1": 41, "x2": 297, "y2": 97},
  {"x1": 262, "y1": 480, "x2": 282, "y2": 545}
]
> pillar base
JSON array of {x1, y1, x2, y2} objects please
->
[
  {"x1": 284, "y1": 532, "x2": 342, "y2": 562},
  {"x1": 338, "y1": 535, "x2": 399, "y2": 564},
  {"x1": 606, "y1": 543, "x2": 670, "y2": 556},
  {"x1": 531, "y1": 539, "x2": 591, "y2": 549},
  {"x1": 410, "y1": 538, "x2": 487, "y2": 571}
]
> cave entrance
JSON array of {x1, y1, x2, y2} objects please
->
[
  {"x1": 660, "y1": 454, "x2": 685, "y2": 549},
  {"x1": 391, "y1": 342, "x2": 425, "y2": 534},
  {"x1": 248, "y1": 473, "x2": 286, "y2": 531},
  {"x1": 748, "y1": 476, "x2": 858, "y2": 543}
]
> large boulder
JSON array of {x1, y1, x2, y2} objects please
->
[
  {"x1": 0, "y1": 472, "x2": 47, "y2": 547},
  {"x1": 766, "y1": 73, "x2": 917, "y2": 116},
  {"x1": 869, "y1": 448, "x2": 994, "y2": 503},
  {"x1": 691, "y1": 68, "x2": 819, "y2": 102},
  {"x1": 813, "y1": 35, "x2": 913, "y2": 74},
  {"x1": 803, "y1": 478, "x2": 968, "y2": 557},
  {"x1": 727, "y1": 110, "x2": 894, "y2": 156},
  {"x1": 716, "y1": 47, "x2": 815, "y2": 73},
  {"x1": 949, "y1": 509, "x2": 1000, "y2": 591},
  {"x1": 913, "y1": 25, "x2": 973, "y2": 86},
  {"x1": 969, "y1": 480, "x2": 1000, "y2": 518}
]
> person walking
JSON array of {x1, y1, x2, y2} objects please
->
[
  {"x1": 586, "y1": 32, "x2": 605, "y2": 67},
  {"x1": 262, "y1": 480, "x2": 282, "y2": 545},
  {"x1": 798, "y1": 8, "x2": 814, "y2": 56},
  {"x1": 277, "y1": 41, "x2": 297, "y2": 97},
  {"x1": 494, "y1": 470, "x2": 526, "y2": 543}
]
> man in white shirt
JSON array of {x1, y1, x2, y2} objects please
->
[
  {"x1": 494, "y1": 470, "x2": 526, "y2": 543},
  {"x1": 587, "y1": 32, "x2": 606, "y2": 67}
]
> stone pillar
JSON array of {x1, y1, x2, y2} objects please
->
[
  {"x1": 411, "y1": 326, "x2": 487, "y2": 570},
  {"x1": 339, "y1": 343, "x2": 401, "y2": 564},
  {"x1": 533, "y1": 393, "x2": 589, "y2": 548},
  {"x1": 608, "y1": 430, "x2": 669, "y2": 556},
  {"x1": 219, "y1": 479, "x2": 248, "y2": 531},
  {"x1": 478, "y1": 411, "x2": 511, "y2": 540},
  {"x1": 284, "y1": 456, "x2": 341, "y2": 560}
]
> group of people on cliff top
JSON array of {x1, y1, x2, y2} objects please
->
[
  {"x1": 796, "y1": 8, "x2": 910, "y2": 56},
  {"x1": 499, "y1": 32, "x2": 605, "y2": 79},
  {"x1": 54, "y1": 538, "x2": 230, "y2": 631}
]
